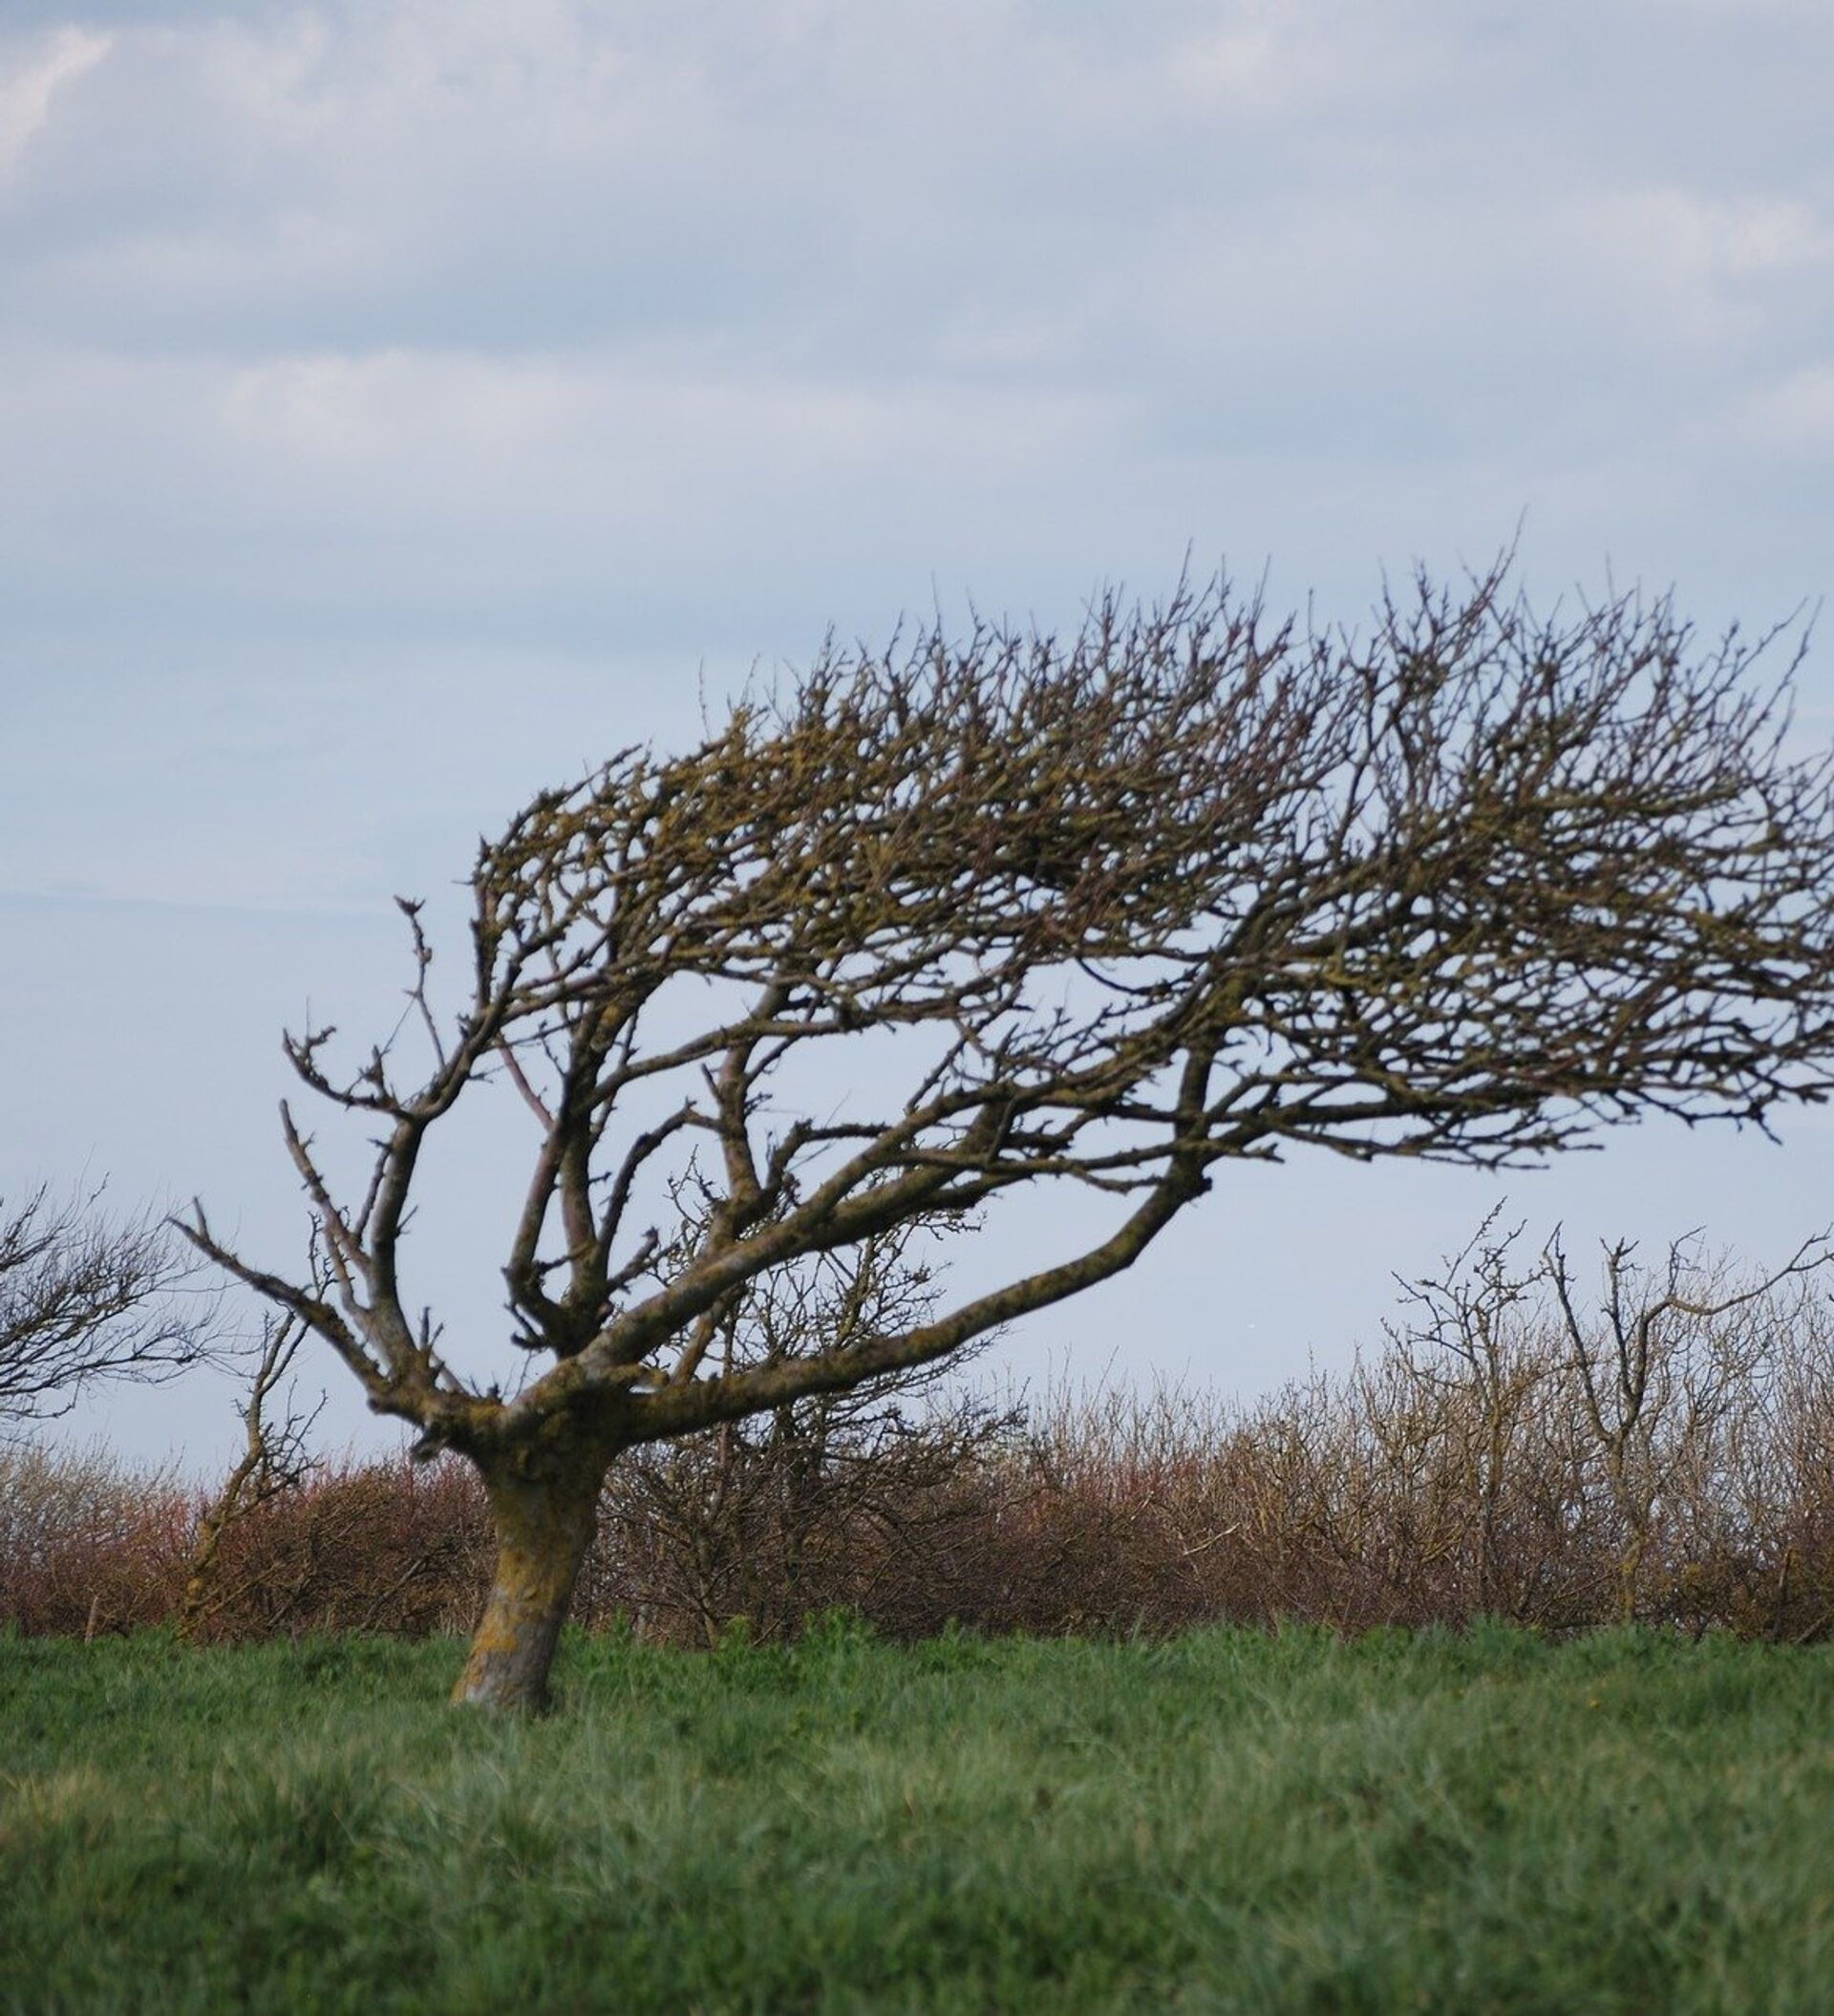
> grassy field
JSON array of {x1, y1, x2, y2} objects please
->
[{"x1": 4, "y1": 1623, "x2": 1833, "y2": 2013}]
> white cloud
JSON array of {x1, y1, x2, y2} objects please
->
[
  {"x1": 1725, "y1": 362, "x2": 1834, "y2": 453},
  {"x1": 1, "y1": 0, "x2": 1831, "y2": 644},
  {"x1": 8, "y1": 0, "x2": 1834, "y2": 1465},
  {"x1": 1590, "y1": 188, "x2": 1832, "y2": 283},
  {"x1": 212, "y1": 343, "x2": 1111, "y2": 546},
  {"x1": 0, "y1": 25, "x2": 112, "y2": 179}
]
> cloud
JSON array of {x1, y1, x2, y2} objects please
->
[
  {"x1": 216, "y1": 346, "x2": 1097, "y2": 483},
  {"x1": 1585, "y1": 188, "x2": 1832, "y2": 287},
  {"x1": 7, "y1": 0, "x2": 1834, "y2": 1464},
  {"x1": 1, "y1": 0, "x2": 1831, "y2": 655},
  {"x1": 0, "y1": 24, "x2": 111, "y2": 179},
  {"x1": 1724, "y1": 363, "x2": 1834, "y2": 454}
]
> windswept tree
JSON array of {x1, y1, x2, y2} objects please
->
[{"x1": 185, "y1": 564, "x2": 1834, "y2": 1709}]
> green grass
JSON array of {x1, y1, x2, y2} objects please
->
[{"x1": 4, "y1": 1622, "x2": 1833, "y2": 2013}]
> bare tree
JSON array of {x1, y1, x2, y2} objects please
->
[
  {"x1": 183, "y1": 564, "x2": 1834, "y2": 1708},
  {"x1": 1546, "y1": 1228, "x2": 1833, "y2": 1620},
  {"x1": 178, "y1": 1313, "x2": 323, "y2": 1643},
  {"x1": 599, "y1": 1208, "x2": 1016, "y2": 1644},
  {"x1": 1, "y1": 1185, "x2": 219, "y2": 1429},
  {"x1": 1389, "y1": 1211, "x2": 1560, "y2": 1615}
]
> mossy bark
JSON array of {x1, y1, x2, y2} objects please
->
[{"x1": 453, "y1": 1439, "x2": 609, "y2": 1712}]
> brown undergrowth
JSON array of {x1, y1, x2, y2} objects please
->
[{"x1": 11, "y1": 1228, "x2": 1834, "y2": 1646}]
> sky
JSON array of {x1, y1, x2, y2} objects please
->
[{"x1": 5, "y1": 0, "x2": 1834, "y2": 1467}]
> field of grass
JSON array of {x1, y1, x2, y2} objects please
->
[{"x1": 4, "y1": 1622, "x2": 1833, "y2": 2013}]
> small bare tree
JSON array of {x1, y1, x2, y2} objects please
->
[
  {"x1": 1546, "y1": 1229, "x2": 1833, "y2": 1620},
  {"x1": 1, "y1": 1185, "x2": 218, "y2": 1429},
  {"x1": 1389, "y1": 1212, "x2": 1560, "y2": 1615},
  {"x1": 600, "y1": 1208, "x2": 1014, "y2": 1644},
  {"x1": 183, "y1": 564, "x2": 1834, "y2": 1708},
  {"x1": 1392, "y1": 1214, "x2": 1834, "y2": 1624},
  {"x1": 178, "y1": 1314, "x2": 323, "y2": 1643}
]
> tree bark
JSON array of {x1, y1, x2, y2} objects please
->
[{"x1": 453, "y1": 1438, "x2": 610, "y2": 1712}]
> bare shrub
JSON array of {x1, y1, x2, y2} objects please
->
[
  {"x1": 577, "y1": 1212, "x2": 1023, "y2": 1643},
  {"x1": 9, "y1": 1213, "x2": 1834, "y2": 1646},
  {"x1": 0, "y1": 1442, "x2": 190, "y2": 1637},
  {"x1": 584, "y1": 1379, "x2": 1020, "y2": 1643},
  {"x1": 187, "y1": 1454, "x2": 493, "y2": 1640}
]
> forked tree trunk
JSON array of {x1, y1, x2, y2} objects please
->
[{"x1": 453, "y1": 1437, "x2": 611, "y2": 1712}]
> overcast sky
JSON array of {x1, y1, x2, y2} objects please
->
[{"x1": 6, "y1": 0, "x2": 1834, "y2": 1466}]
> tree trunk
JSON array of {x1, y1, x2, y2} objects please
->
[{"x1": 453, "y1": 1439, "x2": 609, "y2": 1712}]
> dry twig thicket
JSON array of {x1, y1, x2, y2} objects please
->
[
  {"x1": 177, "y1": 563, "x2": 1834, "y2": 1706},
  {"x1": 11, "y1": 1225, "x2": 1834, "y2": 1647}
]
